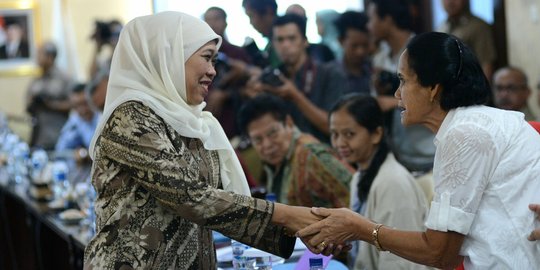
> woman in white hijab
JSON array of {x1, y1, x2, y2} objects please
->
[{"x1": 84, "y1": 11, "x2": 318, "y2": 269}]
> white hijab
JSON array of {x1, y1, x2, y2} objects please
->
[{"x1": 89, "y1": 11, "x2": 250, "y2": 196}]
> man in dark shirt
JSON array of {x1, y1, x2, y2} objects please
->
[
  {"x1": 261, "y1": 14, "x2": 346, "y2": 142},
  {"x1": 204, "y1": 6, "x2": 251, "y2": 63},
  {"x1": 326, "y1": 11, "x2": 372, "y2": 95},
  {"x1": 26, "y1": 42, "x2": 72, "y2": 150},
  {"x1": 0, "y1": 23, "x2": 30, "y2": 59}
]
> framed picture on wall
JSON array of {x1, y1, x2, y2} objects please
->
[{"x1": 0, "y1": 1, "x2": 40, "y2": 76}]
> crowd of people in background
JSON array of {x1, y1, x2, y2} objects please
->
[{"x1": 6, "y1": 0, "x2": 539, "y2": 269}]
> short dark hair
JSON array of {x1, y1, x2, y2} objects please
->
[
  {"x1": 42, "y1": 41, "x2": 58, "y2": 59},
  {"x1": 272, "y1": 14, "x2": 307, "y2": 39},
  {"x1": 406, "y1": 32, "x2": 491, "y2": 111},
  {"x1": 329, "y1": 94, "x2": 388, "y2": 204},
  {"x1": 371, "y1": 0, "x2": 412, "y2": 31},
  {"x1": 242, "y1": 0, "x2": 277, "y2": 16},
  {"x1": 238, "y1": 94, "x2": 290, "y2": 135},
  {"x1": 330, "y1": 94, "x2": 384, "y2": 135},
  {"x1": 206, "y1": 6, "x2": 227, "y2": 21},
  {"x1": 334, "y1": 11, "x2": 368, "y2": 41}
]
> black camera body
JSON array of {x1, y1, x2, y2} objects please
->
[
  {"x1": 92, "y1": 20, "x2": 122, "y2": 44},
  {"x1": 94, "y1": 21, "x2": 112, "y2": 42},
  {"x1": 243, "y1": 38, "x2": 269, "y2": 68},
  {"x1": 259, "y1": 67, "x2": 284, "y2": 87},
  {"x1": 378, "y1": 70, "x2": 400, "y2": 95}
]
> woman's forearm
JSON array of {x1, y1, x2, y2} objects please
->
[
  {"x1": 297, "y1": 208, "x2": 464, "y2": 268},
  {"x1": 272, "y1": 203, "x2": 321, "y2": 234},
  {"x1": 375, "y1": 226, "x2": 464, "y2": 269},
  {"x1": 271, "y1": 203, "x2": 288, "y2": 226}
]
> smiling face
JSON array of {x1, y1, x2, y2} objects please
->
[
  {"x1": 330, "y1": 107, "x2": 382, "y2": 168},
  {"x1": 184, "y1": 41, "x2": 218, "y2": 105},
  {"x1": 395, "y1": 50, "x2": 438, "y2": 127},
  {"x1": 247, "y1": 113, "x2": 294, "y2": 167}
]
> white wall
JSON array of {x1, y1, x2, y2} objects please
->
[{"x1": 154, "y1": 0, "x2": 363, "y2": 48}]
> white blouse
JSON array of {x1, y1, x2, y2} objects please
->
[{"x1": 427, "y1": 105, "x2": 540, "y2": 269}]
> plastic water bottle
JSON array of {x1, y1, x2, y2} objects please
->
[
  {"x1": 265, "y1": 192, "x2": 277, "y2": 203},
  {"x1": 0, "y1": 111, "x2": 8, "y2": 146},
  {"x1": 31, "y1": 148, "x2": 48, "y2": 181},
  {"x1": 12, "y1": 142, "x2": 30, "y2": 184},
  {"x1": 232, "y1": 240, "x2": 254, "y2": 269},
  {"x1": 309, "y1": 257, "x2": 324, "y2": 270},
  {"x1": 52, "y1": 160, "x2": 69, "y2": 198}
]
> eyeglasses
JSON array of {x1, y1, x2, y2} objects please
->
[
  {"x1": 493, "y1": 84, "x2": 527, "y2": 93},
  {"x1": 249, "y1": 123, "x2": 286, "y2": 146}
]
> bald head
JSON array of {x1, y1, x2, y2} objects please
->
[
  {"x1": 493, "y1": 67, "x2": 530, "y2": 111},
  {"x1": 204, "y1": 7, "x2": 227, "y2": 37},
  {"x1": 286, "y1": 4, "x2": 306, "y2": 18}
]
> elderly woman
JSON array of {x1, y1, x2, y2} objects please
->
[
  {"x1": 84, "y1": 12, "x2": 319, "y2": 269},
  {"x1": 298, "y1": 32, "x2": 540, "y2": 269}
]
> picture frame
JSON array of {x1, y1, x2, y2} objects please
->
[{"x1": 0, "y1": 0, "x2": 40, "y2": 77}]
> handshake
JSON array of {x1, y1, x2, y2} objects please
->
[{"x1": 274, "y1": 204, "x2": 373, "y2": 256}]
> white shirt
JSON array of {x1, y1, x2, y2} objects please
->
[
  {"x1": 372, "y1": 41, "x2": 401, "y2": 72},
  {"x1": 427, "y1": 105, "x2": 540, "y2": 269}
]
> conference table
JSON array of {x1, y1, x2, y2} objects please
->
[{"x1": 0, "y1": 166, "x2": 348, "y2": 270}]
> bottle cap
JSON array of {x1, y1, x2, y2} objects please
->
[
  {"x1": 265, "y1": 192, "x2": 277, "y2": 202},
  {"x1": 309, "y1": 257, "x2": 323, "y2": 266}
]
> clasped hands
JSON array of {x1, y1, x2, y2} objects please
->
[{"x1": 282, "y1": 206, "x2": 369, "y2": 256}]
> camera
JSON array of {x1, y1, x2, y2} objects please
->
[
  {"x1": 243, "y1": 37, "x2": 269, "y2": 68},
  {"x1": 92, "y1": 21, "x2": 112, "y2": 42},
  {"x1": 377, "y1": 70, "x2": 400, "y2": 95},
  {"x1": 91, "y1": 20, "x2": 122, "y2": 44},
  {"x1": 259, "y1": 67, "x2": 284, "y2": 87}
]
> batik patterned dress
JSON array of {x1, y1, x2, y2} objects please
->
[{"x1": 84, "y1": 101, "x2": 294, "y2": 269}]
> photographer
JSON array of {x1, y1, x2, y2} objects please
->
[
  {"x1": 89, "y1": 19, "x2": 122, "y2": 78},
  {"x1": 253, "y1": 14, "x2": 346, "y2": 143},
  {"x1": 88, "y1": 19, "x2": 122, "y2": 111}
]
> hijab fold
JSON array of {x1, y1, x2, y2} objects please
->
[{"x1": 89, "y1": 11, "x2": 251, "y2": 196}]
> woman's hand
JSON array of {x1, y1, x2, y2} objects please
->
[
  {"x1": 272, "y1": 203, "x2": 321, "y2": 235},
  {"x1": 528, "y1": 204, "x2": 540, "y2": 241},
  {"x1": 296, "y1": 207, "x2": 373, "y2": 255}
]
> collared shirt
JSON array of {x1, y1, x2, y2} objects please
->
[
  {"x1": 26, "y1": 67, "x2": 72, "y2": 150},
  {"x1": 55, "y1": 111, "x2": 101, "y2": 152},
  {"x1": 281, "y1": 57, "x2": 347, "y2": 143},
  {"x1": 372, "y1": 41, "x2": 407, "y2": 73},
  {"x1": 325, "y1": 59, "x2": 371, "y2": 96},
  {"x1": 263, "y1": 129, "x2": 353, "y2": 208},
  {"x1": 438, "y1": 12, "x2": 496, "y2": 65},
  {"x1": 427, "y1": 105, "x2": 540, "y2": 269},
  {"x1": 351, "y1": 153, "x2": 430, "y2": 270}
]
